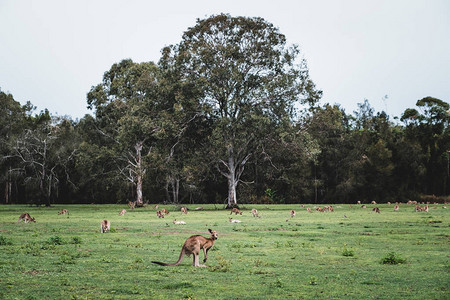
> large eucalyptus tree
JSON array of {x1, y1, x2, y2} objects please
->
[
  {"x1": 166, "y1": 14, "x2": 322, "y2": 206},
  {"x1": 87, "y1": 59, "x2": 175, "y2": 205}
]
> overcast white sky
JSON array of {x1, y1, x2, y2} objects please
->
[{"x1": 1, "y1": 0, "x2": 449, "y2": 120}]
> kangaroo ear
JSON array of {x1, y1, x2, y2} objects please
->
[{"x1": 208, "y1": 228, "x2": 212, "y2": 233}]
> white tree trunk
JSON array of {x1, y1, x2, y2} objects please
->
[{"x1": 135, "y1": 142, "x2": 144, "y2": 206}]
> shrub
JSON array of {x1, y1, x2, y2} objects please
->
[
  {"x1": 342, "y1": 247, "x2": 355, "y2": 257},
  {"x1": 70, "y1": 237, "x2": 82, "y2": 244},
  {"x1": 48, "y1": 235, "x2": 66, "y2": 245},
  {"x1": 208, "y1": 256, "x2": 231, "y2": 272},
  {"x1": 309, "y1": 276, "x2": 318, "y2": 285},
  {"x1": 381, "y1": 252, "x2": 406, "y2": 264},
  {"x1": 0, "y1": 235, "x2": 12, "y2": 246}
]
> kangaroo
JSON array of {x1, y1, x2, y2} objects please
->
[
  {"x1": 307, "y1": 207, "x2": 312, "y2": 213},
  {"x1": 156, "y1": 210, "x2": 164, "y2": 218},
  {"x1": 128, "y1": 201, "x2": 136, "y2": 210},
  {"x1": 152, "y1": 229, "x2": 218, "y2": 267},
  {"x1": 161, "y1": 208, "x2": 170, "y2": 215},
  {"x1": 394, "y1": 205, "x2": 399, "y2": 211},
  {"x1": 181, "y1": 207, "x2": 188, "y2": 214},
  {"x1": 119, "y1": 209, "x2": 126, "y2": 216},
  {"x1": 17, "y1": 213, "x2": 36, "y2": 223},
  {"x1": 230, "y1": 208, "x2": 242, "y2": 215},
  {"x1": 251, "y1": 209, "x2": 259, "y2": 217},
  {"x1": 100, "y1": 220, "x2": 110, "y2": 233},
  {"x1": 372, "y1": 207, "x2": 380, "y2": 213},
  {"x1": 290, "y1": 210, "x2": 296, "y2": 218},
  {"x1": 194, "y1": 206, "x2": 204, "y2": 210},
  {"x1": 57, "y1": 209, "x2": 69, "y2": 215},
  {"x1": 173, "y1": 219, "x2": 186, "y2": 225},
  {"x1": 229, "y1": 217, "x2": 241, "y2": 223}
]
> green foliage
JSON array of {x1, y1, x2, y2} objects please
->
[
  {"x1": 0, "y1": 234, "x2": 12, "y2": 245},
  {"x1": 309, "y1": 276, "x2": 318, "y2": 286},
  {"x1": 341, "y1": 246, "x2": 355, "y2": 257},
  {"x1": 208, "y1": 255, "x2": 231, "y2": 272},
  {"x1": 70, "y1": 236, "x2": 82, "y2": 245},
  {"x1": 381, "y1": 252, "x2": 407, "y2": 265},
  {"x1": 48, "y1": 235, "x2": 66, "y2": 245}
]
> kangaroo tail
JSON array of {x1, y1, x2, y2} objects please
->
[
  {"x1": 151, "y1": 261, "x2": 171, "y2": 266},
  {"x1": 152, "y1": 249, "x2": 185, "y2": 266}
]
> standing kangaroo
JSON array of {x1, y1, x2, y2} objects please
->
[
  {"x1": 100, "y1": 220, "x2": 110, "y2": 233},
  {"x1": 152, "y1": 229, "x2": 218, "y2": 267}
]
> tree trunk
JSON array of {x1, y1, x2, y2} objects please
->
[
  {"x1": 136, "y1": 174, "x2": 143, "y2": 206},
  {"x1": 135, "y1": 141, "x2": 144, "y2": 206},
  {"x1": 227, "y1": 175, "x2": 237, "y2": 207},
  {"x1": 4, "y1": 169, "x2": 11, "y2": 204},
  {"x1": 227, "y1": 148, "x2": 238, "y2": 207}
]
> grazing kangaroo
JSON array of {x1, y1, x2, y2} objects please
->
[
  {"x1": 181, "y1": 207, "x2": 188, "y2": 214},
  {"x1": 372, "y1": 207, "x2": 380, "y2": 213},
  {"x1": 161, "y1": 208, "x2": 170, "y2": 215},
  {"x1": 119, "y1": 209, "x2": 126, "y2": 216},
  {"x1": 152, "y1": 229, "x2": 218, "y2": 267},
  {"x1": 156, "y1": 210, "x2": 164, "y2": 218},
  {"x1": 17, "y1": 213, "x2": 36, "y2": 223},
  {"x1": 230, "y1": 208, "x2": 242, "y2": 215},
  {"x1": 290, "y1": 210, "x2": 296, "y2": 218},
  {"x1": 100, "y1": 220, "x2": 110, "y2": 233},
  {"x1": 57, "y1": 209, "x2": 69, "y2": 215},
  {"x1": 251, "y1": 209, "x2": 259, "y2": 217}
]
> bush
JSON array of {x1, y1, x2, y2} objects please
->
[
  {"x1": 342, "y1": 247, "x2": 355, "y2": 257},
  {"x1": 0, "y1": 235, "x2": 12, "y2": 245},
  {"x1": 381, "y1": 252, "x2": 406, "y2": 264},
  {"x1": 208, "y1": 256, "x2": 231, "y2": 272},
  {"x1": 70, "y1": 236, "x2": 82, "y2": 244},
  {"x1": 48, "y1": 235, "x2": 66, "y2": 245}
]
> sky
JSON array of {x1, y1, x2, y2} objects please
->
[{"x1": 1, "y1": 0, "x2": 449, "y2": 120}]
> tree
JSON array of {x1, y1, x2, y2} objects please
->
[
  {"x1": 167, "y1": 14, "x2": 322, "y2": 207},
  {"x1": 0, "y1": 89, "x2": 33, "y2": 203},
  {"x1": 87, "y1": 59, "x2": 180, "y2": 205},
  {"x1": 401, "y1": 97, "x2": 450, "y2": 195},
  {"x1": 12, "y1": 111, "x2": 78, "y2": 206}
]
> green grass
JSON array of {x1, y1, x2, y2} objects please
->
[{"x1": 0, "y1": 203, "x2": 449, "y2": 299}]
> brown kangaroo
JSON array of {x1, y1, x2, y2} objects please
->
[
  {"x1": 17, "y1": 213, "x2": 36, "y2": 223},
  {"x1": 152, "y1": 229, "x2": 218, "y2": 267},
  {"x1": 251, "y1": 209, "x2": 259, "y2": 217},
  {"x1": 100, "y1": 220, "x2": 110, "y2": 233},
  {"x1": 58, "y1": 209, "x2": 69, "y2": 215},
  {"x1": 230, "y1": 208, "x2": 242, "y2": 215}
]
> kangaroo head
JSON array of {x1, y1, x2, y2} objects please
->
[
  {"x1": 208, "y1": 229, "x2": 218, "y2": 240},
  {"x1": 31, "y1": 218, "x2": 36, "y2": 223}
]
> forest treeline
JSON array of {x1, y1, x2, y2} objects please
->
[{"x1": 1, "y1": 15, "x2": 449, "y2": 206}]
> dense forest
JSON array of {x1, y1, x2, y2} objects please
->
[{"x1": 1, "y1": 15, "x2": 449, "y2": 206}]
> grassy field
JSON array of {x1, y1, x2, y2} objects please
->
[{"x1": 0, "y1": 203, "x2": 448, "y2": 299}]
